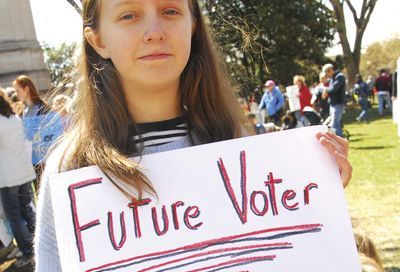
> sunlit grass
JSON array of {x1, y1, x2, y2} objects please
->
[{"x1": 343, "y1": 103, "x2": 400, "y2": 271}]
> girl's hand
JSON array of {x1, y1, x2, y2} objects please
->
[{"x1": 316, "y1": 131, "x2": 352, "y2": 188}]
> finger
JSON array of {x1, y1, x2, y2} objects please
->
[
  {"x1": 317, "y1": 131, "x2": 348, "y2": 148},
  {"x1": 324, "y1": 131, "x2": 349, "y2": 147},
  {"x1": 317, "y1": 132, "x2": 348, "y2": 155},
  {"x1": 334, "y1": 151, "x2": 352, "y2": 188},
  {"x1": 318, "y1": 135, "x2": 346, "y2": 156}
]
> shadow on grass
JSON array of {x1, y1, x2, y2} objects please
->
[
  {"x1": 350, "y1": 133, "x2": 366, "y2": 137},
  {"x1": 383, "y1": 247, "x2": 400, "y2": 253},
  {"x1": 386, "y1": 267, "x2": 400, "y2": 272},
  {"x1": 351, "y1": 145, "x2": 395, "y2": 150},
  {"x1": 343, "y1": 105, "x2": 393, "y2": 124}
]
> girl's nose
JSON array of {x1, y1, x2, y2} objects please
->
[{"x1": 143, "y1": 16, "x2": 165, "y2": 43}]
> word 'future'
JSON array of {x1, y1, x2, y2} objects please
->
[{"x1": 67, "y1": 150, "x2": 318, "y2": 262}]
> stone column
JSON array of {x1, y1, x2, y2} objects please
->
[{"x1": 0, "y1": 0, "x2": 51, "y2": 93}]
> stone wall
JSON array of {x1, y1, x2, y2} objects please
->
[{"x1": 0, "y1": 0, "x2": 51, "y2": 92}]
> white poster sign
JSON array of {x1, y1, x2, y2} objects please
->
[
  {"x1": 285, "y1": 85, "x2": 301, "y2": 111},
  {"x1": 50, "y1": 126, "x2": 360, "y2": 271}
]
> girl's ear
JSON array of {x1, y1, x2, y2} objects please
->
[{"x1": 84, "y1": 27, "x2": 110, "y2": 59}]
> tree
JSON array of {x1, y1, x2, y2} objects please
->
[
  {"x1": 328, "y1": 0, "x2": 378, "y2": 88},
  {"x1": 205, "y1": 0, "x2": 335, "y2": 96},
  {"x1": 42, "y1": 42, "x2": 78, "y2": 89},
  {"x1": 360, "y1": 36, "x2": 400, "y2": 77}
]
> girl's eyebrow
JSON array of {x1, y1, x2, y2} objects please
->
[
  {"x1": 111, "y1": 0, "x2": 185, "y2": 9},
  {"x1": 111, "y1": 0, "x2": 137, "y2": 9}
]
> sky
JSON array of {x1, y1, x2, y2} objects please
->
[{"x1": 29, "y1": 0, "x2": 400, "y2": 55}]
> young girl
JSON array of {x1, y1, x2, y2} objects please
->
[
  {"x1": 13, "y1": 75, "x2": 51, "y2": 118},
  {"x1": 34, "y1": 0, "x2": 352, "y2": 271},
  {"x1": 293, "y1": 75, "x2": 312, "y2": 113},
  {"x1": 12, "y1": 75, "x2": 53, "y2": 188}
]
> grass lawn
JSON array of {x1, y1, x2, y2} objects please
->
[{"x1": 343, "y1": 103, "x2": 400, "y2": 271}]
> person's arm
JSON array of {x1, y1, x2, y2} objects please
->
[
  {"x1": 34, "y1": 175, "x2": 63, "y2": 272},
  {"x1": 34, "y1": 144, "x2": 67, "y2": 272},
  {"x1": 327, "y1": 74, "x2": 345, "y2": 94},
  {"x1": 258, "y1": 93, "x2": 266, "y2": 111},
  {"x1": 275, "y1": 90, "x2": 285, "y2": 112},
  {"x1": 362, "y1": 82, "x2": 369, "y2": 97}
]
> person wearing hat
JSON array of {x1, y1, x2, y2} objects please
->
[
  {"x1": 321, "y1": 63, "x2": 346, "y2": 137},
  {"x1": 258, "y1": 80, "x2": 285, "y2": 125}
]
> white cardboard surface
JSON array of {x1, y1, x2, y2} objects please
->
[{"x1": 50, "y1": 126, "x2": 361, "y2": 272}]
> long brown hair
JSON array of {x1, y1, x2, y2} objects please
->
[
  {"x1": 354, "y1": 233, "x2": 384, "y2": 271},
  {"x1": 59, "y1": 0, "x2": 243, "y2": 195},
  {"x1": 0, "y1": 90, "x2": 13, "y2": 118},
  {"x1": 13, "y1": 75, "x2": 44, "y2": 105}
]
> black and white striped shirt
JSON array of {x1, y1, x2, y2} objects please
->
[{"x1": 130, "y1": 117, "x2": 188, "y2": 148}]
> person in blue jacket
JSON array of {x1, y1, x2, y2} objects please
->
[
  {"x1": 322, "y1": 64, "x2": 346, "y2": 137},
  {"x1": 354, "y1": 74, "x2": 369, "y2": 123},
  {"x1": 258, "y1": 80, "x2": 285, "y2": 125}
]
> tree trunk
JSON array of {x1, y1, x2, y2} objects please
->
[
  {"x1": 329, "y1": 0, "x2": 378, "y2": 90},
  {"x1": 346, "y1": 56, "x2": 358, "y2": 91}
]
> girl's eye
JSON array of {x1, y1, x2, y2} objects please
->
[
  {"x1": 119, "y1": 13, "x2": 136, "y2": 21},
  {"x1": 163, "y1": 9, "x2": 179, "y2": 16}
]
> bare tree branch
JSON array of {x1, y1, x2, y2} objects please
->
[
  {"x1": 360, "y1": 0, "x2": 368, "y2": 19},
  {"x1": 329, "y1": 0, "x2": 352, "y2": 56},
  {"x1": 329, "y1": 0, "x2": 379, "y2": 89},
  {"x1": 343, "y1": 0, "x2": 359, "y2": 26},
  {"x1": 361, "y1": 0, "x2": 377, "y2": 33},
  {"x1": 65, "y1": 0, "x2": 82, "y2": 16}
]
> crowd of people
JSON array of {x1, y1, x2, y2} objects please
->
[
  {"x1": 0, "y1": 76, "x2": 71, "y2": 268},
  {"x1": 243, "y1": 64, "x2": 398, "y2": 138}
]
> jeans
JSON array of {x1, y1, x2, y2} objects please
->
[
  {"x1": 293, "y1": 110, "x2": 306, "y2": 125},
  {"x1": 329, "y1": 104, "x2": 345, "y2": 137},
  {"x1": 0, "y1": 182, "x2": 35, "y2": 256},
  {"x1": 357, "y1": 97, "x2": 369, "y2": 121},
  {"x1": 378, "y1": 91, "x2": 392, "y2": 115}
]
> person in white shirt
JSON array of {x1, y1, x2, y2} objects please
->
[{"x1": 0, "y1": 91, "x2": 36, "y2": 268}]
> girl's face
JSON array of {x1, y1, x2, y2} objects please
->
[
  {"x1": 86, "y1": 0, "x2": 194, "y2": 91},
  {"x1": 13, "y1": 84, "x2": 29, "y2": 103}
]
